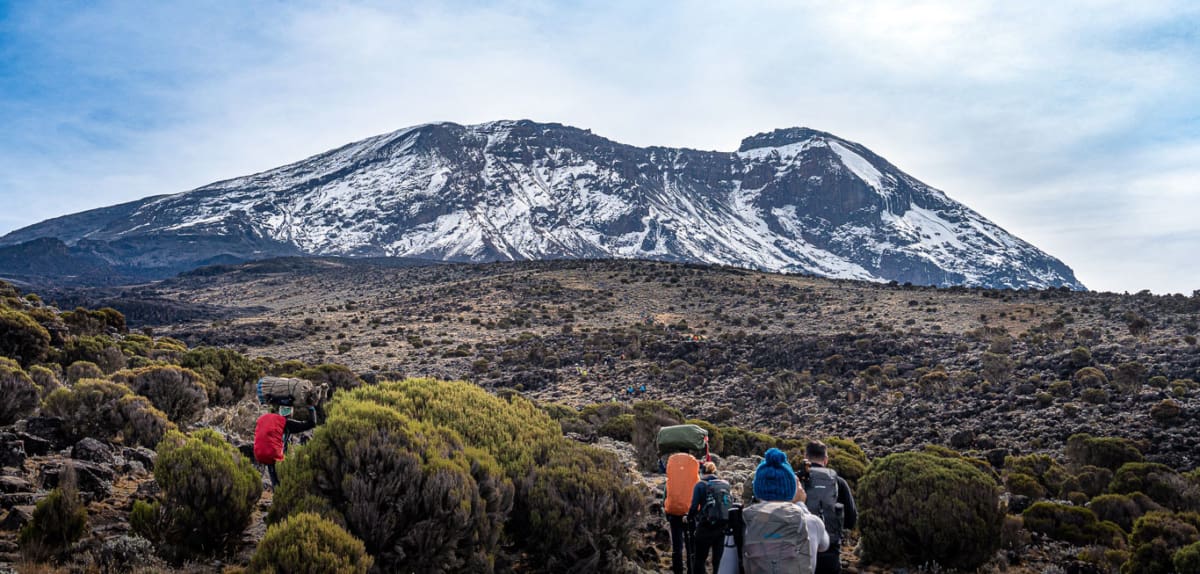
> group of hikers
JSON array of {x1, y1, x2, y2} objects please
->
[{"x1": 663, "y1": 440, "x2": 857, "y2": 574}]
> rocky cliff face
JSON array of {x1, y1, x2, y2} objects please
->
[{"x1": 0, "y1": 120, "x2": 1083, "y2": 289}]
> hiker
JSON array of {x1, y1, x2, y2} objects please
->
[
  {"x1": 253, "y1": 405, "x2": 318, "y2": 487},
  {"x1": 688, "y1": 461, "x2": 732, "y2": 574},
  {"x1": 802, "y1": 441, "x2": 858, "y2": 574},
  {"x1": 664, "y1": 452, "x2": 701, "y2": 574},
  {"x1": 741, "y1": 448, "x2": 813, "y2": 574}
]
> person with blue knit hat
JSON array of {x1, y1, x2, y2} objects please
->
[{"x1": 739, "y1": 448, "x2": 814, "y2": 574}]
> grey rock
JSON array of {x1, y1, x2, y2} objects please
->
[
  {"x1": 0, "y1": 505, "x2": 34, "y2": 531},
  {"x1": 122, "y1": 446, "x2": 156, "y2": 469},
  {"x1": 0, "y1": 475, "x2": 31, "y2": 494},
  {"x1": 0, "y1": 492, "x2": 36, "y2": 509},
  {"x1": 21, "y1": 416, "x2": 68, "y2": 450},
  {"x1": 72, "y1": 437, "x2": 115, "y2": 465},
  {"x1": 40, "y1": 460, "x2": 114, "y2": 502},
  {"x1": 0, "y1": 437, "x2": 24, "y2": 469}
]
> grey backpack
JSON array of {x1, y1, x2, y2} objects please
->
[
  {"x1": 741, "y1": 501, "x2": 813, "y2": 574},
  {"x1": 804, "y1": 467, "x2": 845, "y2": 545}
]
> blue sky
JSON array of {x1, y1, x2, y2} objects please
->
[{"x1": 1, "y1": 1, "x2": 1198, "y2": 293}]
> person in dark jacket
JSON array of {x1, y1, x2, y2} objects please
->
[
  {"x1": 687, "y1": 461, "x2": 728, "y2": 574},
  {"x1": 805, "y1": 441, "x2": 858, "y2": 574},
  {"x1": 253, "y1": 405, "x2": 318, "y2": 487}
]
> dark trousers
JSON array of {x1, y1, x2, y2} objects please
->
[
  {"x1": 815, "y1": 549, "x2": 841, "y2": 574},
  {"x1": 266, "y1": 463, "x2": 279, "y2": 487},
  {"x1": 667, "y1": 514, "x2": 686, "y2": 574},
  {"x1": 691, "y1": 527, "x2": 724, "y2": 574}
]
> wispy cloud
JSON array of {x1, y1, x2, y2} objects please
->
[{"x1": 1, "y1": 0, "x2": 1198, "y2": 293}]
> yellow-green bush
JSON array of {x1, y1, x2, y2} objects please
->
[
  {"x1": 1092, "y1": 493, "x2": 1163, "y2": 533},
  {"x1": 0, "y1": 307, "x2": 51, "y2": 366},
  {"x1": 826, "y1": 436, "x2": 870, "y2": 488},
  {"x1": 1122, "y1": 511, "x2": 1200, "y2": 574},
  {"x1": 1023, "y1": 502, "x2": 1125, "y2": 547},
  {"x1": 18, "y1": 475, "x2": 87, "y2": 561},
  {"x1": 270, "y1": 398, "x2": 512, "y2": 572},
  {"x1": 42, "y1": 379, "x2": 176, "y2": 448},
  {"x1": 27, "y1": 364, "x2": 60, "y2": 397},
  {"x1": 1006, "y1": 473, "x2": 1046, "y2": 499},
  {"x1": 1067, "y1": 434, "x2": 1144, "y2": 472},
  {"x1": 1007, "y1": 453, "x2": 1070, "y2": 497},
  {"x1": 514, "y1": 439, "x2": 645, "y2": 572},
  {"x1": 131, "y1": 429, "x2": 261, "y2": 560},
  {"x1": 597, "y1": 413, "x2": 634, "y2": 442},
  {"x1": 858, "y1": 451, "x2": 1003, "y2": 570},
  {"x1": 1112, "y1": 463, "x2": 1200, "y2": 512},
  {"x1": 179, "y1": 347, "x2": 262, "y2": 404},
  {"x1": 58, "y1": 335, "x2": 126, "y2": 373},
  {"x1": 0, "y1": 361, "x2": 40, "y2": 425},
  {"x1": 1174, "y1": 541, "x2": 1200, "y2": 573},
  {"x1": 112, "y1": 365, "x2": 212, "y2": 425},
  {"x1": 248, "y1": 512, "x2": 372, "y2": 574},
  {"x1": 66, "y1": 360, "x2": 104, "y2": 384}
]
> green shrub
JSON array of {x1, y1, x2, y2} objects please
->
[
  {"x1": 597, "y1": 413, "x2": 634, "y2": 442},
  {"x1": 1006, "y1": 473, "x2": 1047, "y2": 499},
  {"x1": 27, "y1": 365, "x2": 61, "y2": 397},
  {"x1": 1007, "y1": 453, "x2": 1070, "y2": 496},
  {"x1": 1122, "y1": 511, "x2": 1200, "y2": 574},
  {"x1": 1174, "y1": 541, "x2": 1200, "y2": 574},
  {"x1": 1092, "y1": 493, "x2": 1162, "y2": 533},
  {"x1": 1067, "y1": 434, "x2": 1144, "y2": 471},
  {"x1": 18, "y1": 471, "x2": 87, "y2": 561},
  {"x1": 1074, "y1": 366, "x2": 1109, "y2": 388},
  {"x1": 285, "y1": 364, "x2": 363, "y2": 395},
  {"x1": 61, "y1": 306, "x2": 126, "y2": 336},
  {"x1": 270, "y1": 399, "x2": 512, "y2": 572},
  {"x1": 1112, "y1": 463, "x2": 1200, "y2": 512},
  {"x1": 0, "y1": 362, "x2": 39, "y2": 425},
  {"x1": 1082, "y1": 388, "x2": 1110, "y2": 404},
  {"x1": 826, "y1": 436, "x2": 870, "y2": 488},
  {"x1": 112, "y1": 365, "x2": 212, "y2": 425},
  {"x1": 0, "y1": 307, "x2": 51, "y2": 366},
  {"x1": 42, "y1": 379, "x2": 176, "y2": 448},
  {"x1": 1149, "y1": 400, "x2": 1183, "y2": 425},
  {"x1": 515, "y1": 439, "x2": 645, "y2": 572},
  {"x1": 1076, "y1": 466, "x2": 1116, "y2": 498},
  {"x1": 66, "y1": 361, "x2": 104, "y2": 384},
  {"x1": 131, "y1": 429, "x2": 261, "y2": 560},
  {"x1": 858, "y1": 451, "x2": 1003, "y2": 570},
  {"x1": 631, "y1": 400, "x2": 684, "y2": 470},
  {"x1": 248, "y1": 512, "x2": 373, "y2": 574},
  {"x1": 1023, "y1": 502, "x2": 1125, "y2": 547},
  {"x1": 58, "y1": 335, "x2": 126, "y2": 373},
  {"x1": 179, "y1": 347, "x2": 261, "y2": 404}
]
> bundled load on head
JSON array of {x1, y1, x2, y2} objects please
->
[
  {"x1": 256, "y1": 376, "x2": 329, "y2": 408},
  {"x1": 657, "y1": 424, "x2": 711, "y2": 465}
]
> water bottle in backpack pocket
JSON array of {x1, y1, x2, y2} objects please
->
[{"x1": 700, "y1": 479, "x2": 733, "y2": 527}]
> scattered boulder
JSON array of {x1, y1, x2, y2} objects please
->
[
  {"x1": 0, "y1": 434, "x2": 26, "y2": 469},
  {"x1": 18, "y1": 432, "x2": 52, "y2": 456},
  {"x1": 22, "y1": 416, "x2": 68, "y2": 450},
  {"x1": 72, "y1": 437, "x2": 115, "y2": 465},
  {"x1": 0, "y1": 504, "x2": 34, "y2": 530},
  {"x1": 40, "y1": 460, "x2": 115, "y2": 502},
  {"x1": 0, "y1": 474, "x2": 32, "y2": 494},
  {"x1": 122, "y1": 446, "x2": 156, "y2": 469},
  {"x1": 1, "y1": 492, "x2": 36, "y2": 508}
]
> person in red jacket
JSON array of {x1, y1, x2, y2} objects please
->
[{"x1": 254, "y1": 405, "x2": 317, "y2": 487}]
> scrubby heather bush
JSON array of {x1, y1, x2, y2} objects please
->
[
  {"x1": 515, "y1": 439, "x2": 645, "y2": 572},
  {"x1": 0, "y1": 361, "x2": 40, "y2": 425},
  {"x1": 18, "y1": 470, "x2": 87, "y2": 561},
  {"x1": 597, "y1": 413, "x2": 634, "y2": 442},
  {"x1": 112, "y1": 365, "x2": 212, "y2": 425},
  {"x1": 59, "y1": 335, "x2": 126, "y2": 374},
  {"x1": 1006, "y1": 473, "x2": 1046, "y2": 499},
  {"x1": 42, "y1": 379, "x2": 176, "y2": 448},
  {"x1": 1092, "y1": 493, "x2": 1163, "y2": 533},
  {"x1": 1023, "y1": 502, "x2": 1125, "y2": 547},
  {"x1": 180, "y1": 347, "x2": 261, "y2": 404},
  {"x1": 27, "y1": 365, "x2": 61, "y2": 397},
  {"x1": 1175, "y1": 541, "x2": 1200, "y2": 573},
  {"x1": 285, "y1": 363, "x2": 363, "y2": 393},
  {"x1": 1123, "y1": 511, "x2": 1200, "y2": 574},
  {"x1": 1007, "y1": 453, "x2": 1070, "y2": 496},
  {"x1": 270, "y1": 399, "x2": 512, "y2": 572},
  {"x1": 631, "y1": 400, "x2": 684, "y2": 470},
  {"x1": 1112, "y1": 463, "x2": 1200, "y2": 512},
  {"x1": 66, "y1": 361, "x2": 104, "y2": 384},
  {"x1": 0, "y1": 307, "x2": 51, "y2": 366},
  {"x1": 131, "y1": 429, "x2": 261, "y2": 560},
  {"x1": 826, "y1": 436, "x2": 869, "y2": 488},
  {"x1": 1150, "y1": 399, "x2": 1183, "y2": 425},
  {"x1": 1074, "y1": 366, "x2": 1110, "y2": 388},
  {"x1": 1067, "y1": 434, "x2": 1144, "y2": 471},
  {"x1": 858, "y1": 451, "x2": 1003, "y2": 570},
  {"x1": 61, "y1": 306, "x2": 126, "y2": 336},
  {"x1": 248, "y1": 512, "x2": 373, "y2": 574},
  {"x1": 1075, "y1": 465, "x2": 1116, "y2": 499}
]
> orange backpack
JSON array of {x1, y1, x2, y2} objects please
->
[{"x1": 664, "y1": 453, "x2": 700, "y2": 516}]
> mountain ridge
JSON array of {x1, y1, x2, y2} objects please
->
[{"x1": 0, "y1": 120, "x2": 1084, "y2": 289}]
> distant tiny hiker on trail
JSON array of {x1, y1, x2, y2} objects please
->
[{"x1": 253, "y1": 405, "x2": 318, "y2": 487}]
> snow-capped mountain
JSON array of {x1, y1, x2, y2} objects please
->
[{"x1": 0, "y1": 120, "x2": 1083, "y2": 289}]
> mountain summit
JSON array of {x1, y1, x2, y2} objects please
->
[{"x1": 0, "y1": 120, "x2": 1083, "y2": 288}]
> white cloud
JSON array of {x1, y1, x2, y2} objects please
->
[{"x1": 1, "y1": 0, "x2": 1198, "y2": 293}]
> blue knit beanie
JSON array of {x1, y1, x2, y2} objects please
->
[{"x1": 753, "y1": 448, "x2": 798, "y2": 502}]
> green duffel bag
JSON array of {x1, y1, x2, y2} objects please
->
[{"x1": 657, "y1": 424, "x2": 708, "y2": 454}]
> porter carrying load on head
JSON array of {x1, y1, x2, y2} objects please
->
[
  {"x1": 256, "y1": 376, "x2": 328, "y2": 407},
  {"x1": 657, "y1": 424, "x2": 711, "y2": 461}
]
